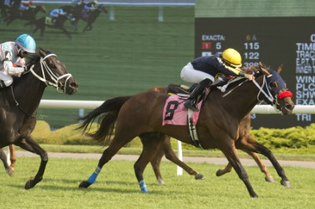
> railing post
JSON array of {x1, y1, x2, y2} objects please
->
[
  {"x1": 158, "y1": 6, "x2": 164, "y2": 22},
  {"x1": 79, "y1": 108, "x2": 85, "y2": 122},
  {"x1": 177, "y1": 141, "x2": 183, "y2": 176},
  {"x1": 109, "y1": 6, "x2": 115, "y2": 21}
]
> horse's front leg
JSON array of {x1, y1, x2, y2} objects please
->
[
  {"x1": 15, "y1": 136, "x2": 48, "y2": 189},
  {"x1": 9, "y1": 145, "x2": 16, "y2": 171},
  {"x1": 0, "y1": 147, "x2": 13, "y2": 176}
]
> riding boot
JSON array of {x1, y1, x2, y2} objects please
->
[{"x1": 184, "y1": 78, "x2": 212, "y2": 112}]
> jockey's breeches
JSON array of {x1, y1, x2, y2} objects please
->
[{"x1": 180, "y1": 62, "x2": 214, "y2": 84}]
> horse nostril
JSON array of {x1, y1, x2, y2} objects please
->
[{"x1": 70, "y1": 82, "x2": 78, "y2": 89}]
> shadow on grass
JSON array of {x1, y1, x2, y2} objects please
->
[{"x1": 3, "y1": 179, "x2": 193, "y2": 195}]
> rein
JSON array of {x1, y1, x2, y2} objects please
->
[
  {"x1": 252, "y1": 75, "x2": 275, "y2": 104},
  {"x1": 29, "y1": 53, "x2": 72, "y2": 93},
  {"x1": 222, "y1": 75, "x2": 275, "y2": 106}
]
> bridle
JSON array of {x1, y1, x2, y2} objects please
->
[
  {"x1": 252, "y1": 75, "x2": 275, "y2": 105},
  {"x1": 252, "y1": 73, "x2": 293, "y2": 111},
  {"x1": 10, "y1": 53, "x2": 73, "y2": 117},
  {"x1": 29, "y1": 53, "x2": 73, "y2": 93}
]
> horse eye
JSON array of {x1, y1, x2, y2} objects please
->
[{"x1": 270, "y1": 82, "x2": 278, "y2": 88}]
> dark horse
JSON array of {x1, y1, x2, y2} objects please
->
[
  {"x1": 78, "y1": 66, "x2": 294, "y2": 198},
  {"x1": 79, "y1": 5, "x2": 107, "y2": 32},
  {"x1": 27, "y1": 15, "x2": 72, "y2": 38},
  {"x1": 0, "y1": 49, "x2": 78, "y2": 189},
  {"x1": 4, "y1": 4, "x2": 46, "y2": 25}
]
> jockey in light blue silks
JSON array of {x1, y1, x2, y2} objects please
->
[
  {"x1": 50, "y1": 8, "x2": 67, "y2": 22},
  {"x1": 0, "y1": 34, "x2": 36, "y2": 88}
]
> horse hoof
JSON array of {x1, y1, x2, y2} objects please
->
[
  {"x1": 6, "y1": 167, "x2": 14, "y2": 177},
  {"x1": 251, "y1": 195, "x2": 259, "y2": 199},
  {"x1": 157, "y1": 178, "x2": 165, "y2": 186},
  {"x1": 25, "y1": 179, "x2": 36, "y2": 190},
  {"x1": 195, "y1": 173, "x2": 204, "y2": 180},
  {"x1": 216, "y1": 169, "x2": 225, "y2": 177},
  {"x1": 281, "y1": 180, "x2": 291, "y2": 188},
  {"x1": 265, "y1": 176, "x2": 275, "y2": 183},
  {"x1": 79, "y1": 181, "x2": 91, "y2": 189}
]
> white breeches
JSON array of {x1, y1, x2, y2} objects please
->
[
  {"x1": 180, "y1": 62, "x2": 214, "y2": 84},
  {"x1": 0, "y1": 71, "x2": 13, "y2": 87}
]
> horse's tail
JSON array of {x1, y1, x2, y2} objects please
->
[{"x1": 78, "y1": 96, "x2": 131, "y2": 142}]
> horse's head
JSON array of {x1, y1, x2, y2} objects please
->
[
  {"x1": 257, "y1": 63, "x2": 295, "y2": 115},
  {"x1": 97, "y1": 5, "x2": 108, "y2": 14},
  {"x1": 29, "y1": 49, "x2": 78, "y2": 95}
]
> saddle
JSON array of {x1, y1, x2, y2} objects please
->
[{"x1": 162, "y1": 84, "x2": 207, "y2": 148}]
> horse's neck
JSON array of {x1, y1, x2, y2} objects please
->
[
  {"x1": 13, "y1": 68, "x2": 46, "y2": 115},
  {"x1": 213, "y1": 76, "x2": 264, "y2": 122}
]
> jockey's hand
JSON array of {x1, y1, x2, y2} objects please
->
[{"x1": 244, "y1": 73, "x2": 255, "y2": 81}]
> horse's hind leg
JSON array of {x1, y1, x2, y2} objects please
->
[
  {"x1": 236, "y1": 140, "x2": 289, "y2": 187},
  {"x1": 216, "y1": 163, "x2": 232, "y2": 176},
  {"x1": 134, "y1": 133, "x2": 164, "y2": 192},
  {"x1": 248, "y1": 152, "x2": 274, "y2": 182},
  {"x1": 60, "y1": 27, "x2": 72, "y2": 39},
  {"x1": 150, "y1": 142, "x2": 165, "y2": 185},
  {"x1": 79, "y1": 132, "x2": 136, "y2": 189},
  {"x1": 162, "y1": 136, "x2": 203, "y2": 180},
  {"x1": 141, "y1": 133, "x2": 165, "y2": 185}
]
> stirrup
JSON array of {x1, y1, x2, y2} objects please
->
[{"x1": 184, "y1": 100, "x2": 199, "y2": 112}]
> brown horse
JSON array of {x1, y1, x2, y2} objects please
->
[
  {"x1": 78, "y1": 66, "x2": 294, "y2": 198},
  {"x1": 0, "y1": 49, "x2": 78, "y2": 189}
]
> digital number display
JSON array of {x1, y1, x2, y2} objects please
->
[{"x1": 195, "y1": 17, "x2": 315, "y2": 128}]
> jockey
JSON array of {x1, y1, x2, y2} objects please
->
[
  {"x1": 180, "y1": 48, "x2": 254, "y2": 112},
  {"x1": 84, "y1": 0, "x2": 98, "y2": 13},
  {"x1": 19, "y1": 0, "x2": 34, "y2": 11},
  {"x1": 0, "y1": 34, "x2": 36, "y2": 88},
  {"x1": 4, "y1": 0, "x2": 13, "y2": 7},
  {"x1": 50, "y1": 8, "x2": 67, "y2": 22}
]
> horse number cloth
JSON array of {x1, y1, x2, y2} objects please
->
[{"x1": 162, "y1": 95, "x2": 202, "y2": 126}]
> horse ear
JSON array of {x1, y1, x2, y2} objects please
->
[
  {"x1": 38, "y1": 48, "x2": 46, "y2": 57},
  {"x1": 259, "y1": 62, "x2": 271, "y2": 76},
  {"x1": 277, "y1": 64, "x2": 284, "y2": 74}
]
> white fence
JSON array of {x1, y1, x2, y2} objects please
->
[
  {"x1": 40, "y1": 99, "x2": 315, "y2": 114},
  {"x1": 39, "y1": 99, "x2": 315, "y2": 175}
]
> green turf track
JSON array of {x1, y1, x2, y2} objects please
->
[
  {"x1": 0, "y1": 6, "x2": 194, "y2": 128},
  {"x1": 0, "y1": 158, "x2": 314, "y2": 209}
]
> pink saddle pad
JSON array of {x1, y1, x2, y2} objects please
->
[{"x1": 162, "y1": 95, "x2": 202, "y2": 126}]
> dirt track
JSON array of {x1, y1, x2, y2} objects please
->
[{"x1": 16, "y1": 151, "x2": 315, "y2": 169}]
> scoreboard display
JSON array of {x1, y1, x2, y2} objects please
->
[{"x1": 195, "y1": 17, "x2": 315, "y2": 128}]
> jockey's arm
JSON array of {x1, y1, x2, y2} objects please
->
[
  {"x1": 2, "y1": 51, "x2": 25, "y2": 76},
  {"x1": 219, "y1": 64, "x2": 254, "y2": 80}
]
